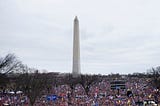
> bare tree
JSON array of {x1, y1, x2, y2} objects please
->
[
  {"x1": 0, "y1": 54, "x2": 23, "y2": 91},
  {"x1": 44, "y1": 72, "x2": 60, "y2": 94},
  {"x1": 16, "y1": 69, "x2": 48, "y2": 106},
  {"x1": 79, "y1": 74, "x2": 100, "y2": 95},
  {"x1": 0, "y1": 74, "x2": 9, "y2": 92},
  {"x1": 65, "y1": 74, "x2": 79, "y2": 90},
  {"x1": 0, "y1": 53, "x2": 22, "y2": 74},
  {"x1": 63, "y1": 74, "x2": 80, "y2": 105},
  {"x1": 149, "y1": 67, "x2": 160, "y2": 89}
]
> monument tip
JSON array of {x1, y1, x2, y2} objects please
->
[{"x1": 74, "y1": 16, "x2": 78, "y2": 21}]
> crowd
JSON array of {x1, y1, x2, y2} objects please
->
[{"x1": 0, "y1": 76, "x2": 159, "y2": 106}]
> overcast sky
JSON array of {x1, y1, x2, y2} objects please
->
[{"x1": 1, "y1": 0, "x2": 160, "y2": 74}]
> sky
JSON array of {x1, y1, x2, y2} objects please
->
[{"x1": 1, "y1": 0, "x2": 160, "y2": 75}]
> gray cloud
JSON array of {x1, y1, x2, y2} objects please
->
[{"x1": 1, "y1": 0, "x2": 160, "y2": 74}]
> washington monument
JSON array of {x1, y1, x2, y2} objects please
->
[{"x1": 72, "y1": 16, "x2": 81, "y2": 77}]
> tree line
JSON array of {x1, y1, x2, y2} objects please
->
[{"x1": 0, "y1": 53, "x2": 160, "y2": 106}]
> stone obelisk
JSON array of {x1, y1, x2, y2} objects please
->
[{"x1": 72, "y1": 16, "x2": 81, "y2": 78}]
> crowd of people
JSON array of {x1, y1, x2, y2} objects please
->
[{"x1": 0, "y1": 76, "x2": 159, "y2": 106}]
